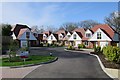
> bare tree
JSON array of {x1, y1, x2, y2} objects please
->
[
  {"x1": 60, "y1": 22, "x2": 78, "y2": 31},
  {"x1": 105, "y1": 12, "x2": 120, "y2": 47},
  {"x1": 78, "y1": 20, "x2": 100, "y2": 29},
  {"x1": 105, "y1": 12, "x2": 120, "y2": 34}
]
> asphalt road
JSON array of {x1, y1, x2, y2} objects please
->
[{"x1": 23, "y1": 47, "x2": 113, "y2": 79}]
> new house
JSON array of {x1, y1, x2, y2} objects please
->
[
  {"x1": 47, "y1": 33, "x2": 58, "y2": 44},
  {"x1": 69, "y1": 28, "x2": 85, "y2": 47},
  {"x1": 11, "y1": 24, "x2": 37, "y2": 47},
  {"x1": 42, "y1": 31, "x2": 51, "y2": 44},
  {"x1": 55, "y1": 29, "x2": 67, "y2": 45},
  {"x1": 89, "y1": 24, "x2": 119, "y2": 48},
  {"x1": 63, "y1": 31, "x2": 72, "y2": 46}
]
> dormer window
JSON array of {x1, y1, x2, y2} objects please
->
[
  {"x1": 97, "y1": 32, "x2": 101, "y2": 39},
  {"x1": 26, "y1": 32, "x2": 30, "y2": 38},
  {"x1": 73, "y1": 34, "x2": 76, "y2": 39},
  {"x1": 86, "y1": 33, "x2": 91, "y2": 38}
]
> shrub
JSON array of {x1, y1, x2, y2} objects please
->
[
  {"x1": 20, "y1": 47, "x2": 29, "y2": 51},
  {"x1": 46, "y1": 43, "x2": 50, "y2": 47},
  {"x1": 39, "y1": 43, "x2": 43, "y2": 47},
  {"x1": 102, "y1": 46, "x2": 120, "y2": 63},
  {"x1": 78, "y1": 44, "x2": 85, "y2": 49},
  {"x1": 94, "y1": 46, "x2": 101, "y2": 53},
  {"x1": 67, "y1": 45, "x2": 73, "y2": 50}
]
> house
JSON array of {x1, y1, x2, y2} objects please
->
[
  {"x1": 55, "y1": 29, "x2": 67, "y2": 45},
  {"x1": 89, "y1": 24, "x2": 119, "y2": 48},
  {"x1": 69, "y1": 28, "x2": 85, "y2": 47},
  {"x1": 42, "y1": 31, "x2": 51, "y2": 44},
  {"x1": 82, "y1": 29, "x2": 93, "y2": 48},
  {"x1": 11, "y1": 24, "x2": 37, "y2": 47},
  {"x1": 63, "y1": 31, "x2": 72, "y2": 46},
  {"x1": 31, "y1": 28, "x2": 42, "y2": 46},
  {"x1": 47, "y1": 33, "x2": 58, "y2": 44},
  {"x1": 69, "y1": 31, "x2": 83, "y2": 47}
]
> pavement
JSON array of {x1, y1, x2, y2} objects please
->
[{"x1": 1, "y1": 47, "x2": 116, "y2": 80}]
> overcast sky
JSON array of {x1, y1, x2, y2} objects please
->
[{"x1": 1, "y1": 2, "x2": 118, "y2": 28}]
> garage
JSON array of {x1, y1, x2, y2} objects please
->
[{"x1": 100, "y1": 42, "x2": 108, "y2": 49}]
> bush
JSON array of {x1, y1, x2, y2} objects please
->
[
  {"x1": 67, "y1": 45, "x2": 75, "y2": 50},
  {"x1": 39, "y1": 43, "x2": 43, "y2": 47},
  {"x1": 78, "y1": 44, "x2": 85, "y2": 49},
  {"x1": 102, "y1": 46, "x2": 120, "y2": 63},
  {"x1": 46, "y1": 43, "x2": 50, "y2": 47},
  {"x1": 20, "y1": 47, "x2": 29, "y2": 51},
  {"x1": 94, "y1": 46, "x2": 101, "y2": 53}
]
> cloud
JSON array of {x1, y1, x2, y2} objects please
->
[{"x1": 1, "y1": 2, "x2": 64, "y2": 28}]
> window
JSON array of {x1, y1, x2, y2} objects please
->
[
  {"x1": 43, "y1": 36, "x2": 46, "y2": 38},
  {"x1": 26, "y1": 32, "x2": 30, "y2": 38},
  {"x1": 85, "y1": 41, "x2": 89, "y2": 46},
  {"x1": 51, "y1": 36, "x2": 53, "y2": 40},
  {"x1": 68, "y1": 35, "x2": 71, "y2": 38},
  {"x1": 86, "y1": 33, "x2": 91, "y2": 38},
  {"x1": 34, "y1": 33, "x2": 38, "y2": 37},
  {"x1": 73, "y1": 34, "x2": 77, "y2": 39},
  {"x1": 60, "y1": 36, "x2": 62, "y2": 38},
  {"x1": 97, "y1": 32, "x2": 101, "y2": 39}
]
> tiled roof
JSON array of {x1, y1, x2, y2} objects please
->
[
  {"x1": 53, "y1": 34, "x2": 58, "y2": 40},
  {"x1": 56, "y1": 30, "x2": 67, "y2": 35},
  {"x1": 17, "y1": 28, "x2": 28, "y2": 39},
  {"x1": 72, "y1": 28, "x2": 85, "y2": 38},
  {"x1": 12, "y1": 24, "x2": 30, "y2": 38},
  {"x1": 43, "y1": 31, "x2": 51, "y2": 35}
]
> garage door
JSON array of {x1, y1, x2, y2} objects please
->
[{"x1": 100, "y1": 42, "x2": 108, "y2": 49}]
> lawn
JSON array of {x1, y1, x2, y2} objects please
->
[{"x1": 0, "y1": 55, "x2": 56, "y2": 67}]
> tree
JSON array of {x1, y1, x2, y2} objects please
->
[
  {"x1": 46, "y1": 25, "x2": 58, "y2": 33},
  {"x1": 78, "y1": 20, "x2": 100, "y2": 29},
  {"x1": 105, "y1": 12, "x2": 120, "y2": 47},
  {"x1": 1, "y1": 24, "x2": 12, "y2": 36},
  {"x1": 105, "y1": 12, "x2": 120, "y2": 34},
  {"x1": 60, "y1": 22, "x2": 78, "y2": 31}
]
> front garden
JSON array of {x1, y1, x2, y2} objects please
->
[
  {"x1": 1, "y1": 40, "x2": 56, "y2": 67},
  {"x1": 1, "y1": 55, "x2": 55, "y2": 67},
  {"x1": 91, "y1": 46, "x2": 120, "y2": 69}
]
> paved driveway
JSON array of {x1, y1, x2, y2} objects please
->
[{"x1": 23, "y1": 47, "x2": 113, "y2": 79}]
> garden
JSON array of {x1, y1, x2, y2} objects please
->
[
  {"x1": 91, "y1": 45, "x2": 120, "y2": 69},
  {"x1": 1, "y1": 40, "x2": 56, "y2": 67}
]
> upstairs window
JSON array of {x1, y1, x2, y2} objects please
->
[
  {"x1": 43, "y1": 35, "x2": 46, "y2": 38},
  {"x1": 26, "y1": 32, "x2": 30, "y2": 38},
  {"x1": 97, "y1": 32, "x2": 101, "y2": 39},
  {"x1": 86, "y1": 33, "x2": 91, "y2": 38},
  {"x1": 35, "y1": 33, "x2": 38, "y2": 37},
  {"x1": 51, "y1": 36, "x2": 53, "y2": 40},
  {"x1": 60, "y1": 36, "x2": 62, "y2": 38},
  {"x1": 73, "y1": 34, "x2": 77, "y2": 39},
  {"x1": 67, "y1": 35, "x2": 71, "y2": 38}
]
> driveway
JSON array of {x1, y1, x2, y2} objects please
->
[{"x1": 23, "y1": 47, "x2": 113, "y2": 79}]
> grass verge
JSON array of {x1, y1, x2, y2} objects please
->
[{"x1": 0, "y1": 55, "x2": 56, "y2": 67}]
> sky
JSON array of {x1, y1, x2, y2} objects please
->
[{"x1": 1, "y1": 2, "x2": 118, "y2": 29}]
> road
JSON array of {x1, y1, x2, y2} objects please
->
[{"x1": 23, "y1": 47, "x2": 113, "y2": 79}]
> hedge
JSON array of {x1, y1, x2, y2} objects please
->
[
  {"x1": 102, "y1": 46, "x2": 120, "y2": 63},
  {"x1": 78, "y1": 44, "x2": 85, "y2": 49}
]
